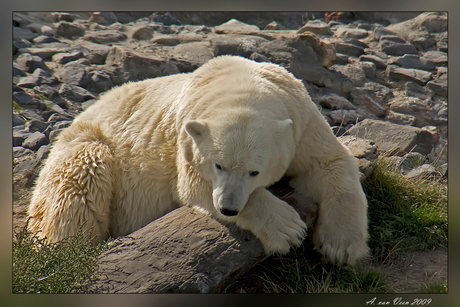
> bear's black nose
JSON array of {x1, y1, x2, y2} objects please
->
[{"x1": 220, "y1": 208, "x2": 239, "y2": 216}]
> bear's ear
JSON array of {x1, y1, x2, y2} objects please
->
[
  {"x1": 275, "y1": 118, "x2": 293, "y2": 135},
  {"x1": 185, "y1": 120, "x2": 209, "y2": 143}
]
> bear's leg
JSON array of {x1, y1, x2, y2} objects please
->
[
  {"x1": 289, "y1": 152, "x2": 369, "y2": 265},
  {"x1": 28, "y1": 123, "x2": 115, "y2": 244},
  {"x1": 233, "y1": 188, "x2": 307, "y2": 255}
]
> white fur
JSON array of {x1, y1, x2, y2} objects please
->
[{"x1": 28, "y1": 56, "x2": 368, "y2": 265}]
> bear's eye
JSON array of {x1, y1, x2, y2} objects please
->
[
  {"x1": 249, "y1": 171, "x2": 259, "y2": 177},
  {"x1": 215, "y1": 164, "x2": 222, "y2": 171}
]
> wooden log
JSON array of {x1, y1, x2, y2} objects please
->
[{"x1": 84, "y1": 205, "x2": 267, "y2": 293}]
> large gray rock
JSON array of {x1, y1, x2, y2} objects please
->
[
  {"x1": 83, "y1": 30, "x2": 128, "y2": 44},
  {"x1": 347, "y1": 119, "x2": 433, "y2": 155},
  {"x1": 22, "y1": 131, "x2": 48, "y2": 151},
  {"x1": 56, "y1": 21, "x2": 86, "y2": 39},
  {"x1": 105, "y1": 46, "x2": 180, "y2": 81},
  {"x1": 387, "y1": 65, "x2": 432, "y2": 85},
  {"x1": 297, "y1": 20, "x2": 332, "y2": 35},
  {"x1": 338, "y1": 135, "x2": 379, "y2": 181},
  {"x1": 214, "y1": 19, "x2": 260, "y2": 34}
]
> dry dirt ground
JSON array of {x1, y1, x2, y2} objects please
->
[{"x1": 12, "y1": 178, "x2": 447, "y2": 293}]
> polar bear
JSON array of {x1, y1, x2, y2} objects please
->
[{"x1": 28, "y1": 55, "x2": 369, "y2": 265}]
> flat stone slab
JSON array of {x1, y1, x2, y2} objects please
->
[{"x1": 347, "y1": 118, "x2": 433, "y2": 155}]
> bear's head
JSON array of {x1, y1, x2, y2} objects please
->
[{"x1": 185, "y1": 109, "x2": 295, "y2": 217}]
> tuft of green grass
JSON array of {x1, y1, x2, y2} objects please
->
[
  {"x1": 13, "y1": 101, "x2": 23, "y2": 114},
  {"x1": 362, "y1": 157, "x2": 447, "y2": 261},
  {"x1": 226, "y1": 243, "x2": 389, "y2": 293},
  {"x1": 13, "y1": 221, "x2": 110, "y2": 293},
  {"x1": 418, "y1": 280, "x2": 448, "y2": 293}
]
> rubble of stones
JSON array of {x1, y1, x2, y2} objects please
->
[{"x1": 13, "y1": 12, "x2": 448, "y2": 190}]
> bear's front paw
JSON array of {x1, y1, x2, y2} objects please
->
[
  {"x1": 258, "y1": 206, "x2": 307, "y2": 256},
  {"x1": 313, "y1": 224, "x2": 369, "y2": 265}
]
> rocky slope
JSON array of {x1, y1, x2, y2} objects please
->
[{"x1": 13, "y1": 11, "x2": 447, "y2": 235}]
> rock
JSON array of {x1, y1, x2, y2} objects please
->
[
  {"x1": 52, "y1": 12, "x2": 75, "y2": 22},
  {"x1": 358, "y1": 54, "x2": 387, "y2": 69},
  {"x1": 316, "y1": 93, "x2": 356, "y2": 110},
  {"x1": 405, "y1": 164, "x2": 440, "y2": 180},
  {"x1": 398, "y1": 152, "x2": 427, "y2": 173},
  {"x1": 83, "y1": 30, "x2": 127, "y2": 44},
  {"x1": 16, "y1": 53, "x2": 50, "y2": 73},
  {"x1": 392, "y1": 54, "x2": 437, "y2": 71},
  {"x1": 328, "y1": 109, "x2": 364, "y2": 126},
  {"x1": 210, "y1": 37, "x2": 256, "y2": 57},
  {"x1": 347, "y1": 119, "x2": 433, "y2": 155},
  {"x1": 36, "y1": 144, "x2": 51, "y2": 161},
  {"x1": 297, "y1": 20, "x2": 332, "y2": 35},
  {"x1": 350, "y1": 91, "x2": 386, "y2": 118},
  {"x1": 56, "y1": 21, "x2": 86, "y2": 39},
  {"x1": 360, "y1": 61, "x2": 376, "y2": 79},
  {"x1": 151, "y1": 13, "x2": 181, "y2": 26},
  {"x1": 89, "y1": 71, "x2": 113, "y2": 93},
  {"x1": 105, "y1": 46, "x2": 180, "y2": 81},
  {"x1": 435, "y1": 32, "x2": 447, "y2": 52},
  {"x1": 32, "y1": 68, "x2": 58, "y2": 85},
  {"x1": 132, "y1": 26, "x2": 154, "y2": 40},
  {"x1": 214, "y1": 19, "x2": 260, "y2": 34},
  {"x1": 32, "y1": 35, "x2": 60, "y2": 44},
  {"x1": 405, "y1": 81, "x2": 434, "y2": 100},
  {"x1": 426, "y1": 79, "x2": 447, "y2": 97},
  {"x1": 249, "y1": 52, "x2": 270, "y2": 63},
  {"x1": 78, "y1": 42, "x2": 111, "y2": 64},
  {"x1": 89, "y1": 12, "x2": 118, "y2": 25},
  {"x1": 385, "y1": 111, "x2": 416, "y2": 126},
  {"x1": 373, "y1": 27, "x2": 398, "y2": 40},
  {"x1": 338, "y1": 135, "x2": 379, "y2": 181},
  {"x1": 13, "y1": 157, "x2": 41, "y2": 177},
  {"x1": 13, "y1": 127, "x2": 32, "y2": 146},
  {"x1": 387, "y1": 12, "x2": 446, "y2": 50},
  {"x1": 379, "y1": 35, "x2": 406, "y2": 45},
  {"x1": 13, "y1": 91, "x2": 45, "y2": 110},
  {"x1": 387, "y1": 65, "x2": 432, "y2": 85},
  {"x1": 422, "y1": 51, "x2": 447, "y2": 66},
  {"x1": 17, "y1": 46, "x2": 71, "y2": 61},
  {"x1": 25, "y1": 119, "x2": 49, "y2": 133},
  {"x1": 52, "y1": 51, "x2": 84, "y2": 64},
  {"x1": 33, "y1": 84, "x2": 59, "y2": 99},
  {"x1": 334, "y1": 27, "x2": 368, "y2": 39},
  {"x1": 55, "y1": 64, "x2": 91, "y2": 87},
  {"x1": 59, "y1": 84, "x2": 96, "y2": 102},
  {"x1": 82, "y1": 206, "x2": 266, "y2": 293},
  {"x1": 331, "y1": 63, "x2": 366, "y2": 86},
  {"x1": 388, "y1": 97, "x2": 439, "y2": 127},
  {"x1": 333, "y1": 53, "x2": 349, "y2": 65},
  {"x1": 264, "y1": 21, "x2": 286, "y2": 30},
  {"x1": 13, "y1": 27, "x2": 37, "y2": 41},
  {"x1": 17, "y1": 75, "x2": 40, "y2": 88},
  {"x1": 22, "y1": 131, "x2": 48, "y2": 151},
  {"x1": 259, "y1": 34, "x2": 349, "y2": 95},
  {"x1": 334, "y1": 42, "x2": 365, "y2": 57},
  {"x1": 13, "y1": 62, "x2": 26, "y2": 78},
  {"x1": 380, "y1": 42, "x2": 418, "y2": 56},
  {"x1": 13, "y1": 114, "x2": 26, "y2": 127},
  {"x1": 152, "y1": 36, "x2": 181, "y2": 46}
]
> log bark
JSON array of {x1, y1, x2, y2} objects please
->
[{"x1": 84, "y1": 205, "x2": 266, "y2": 293}]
